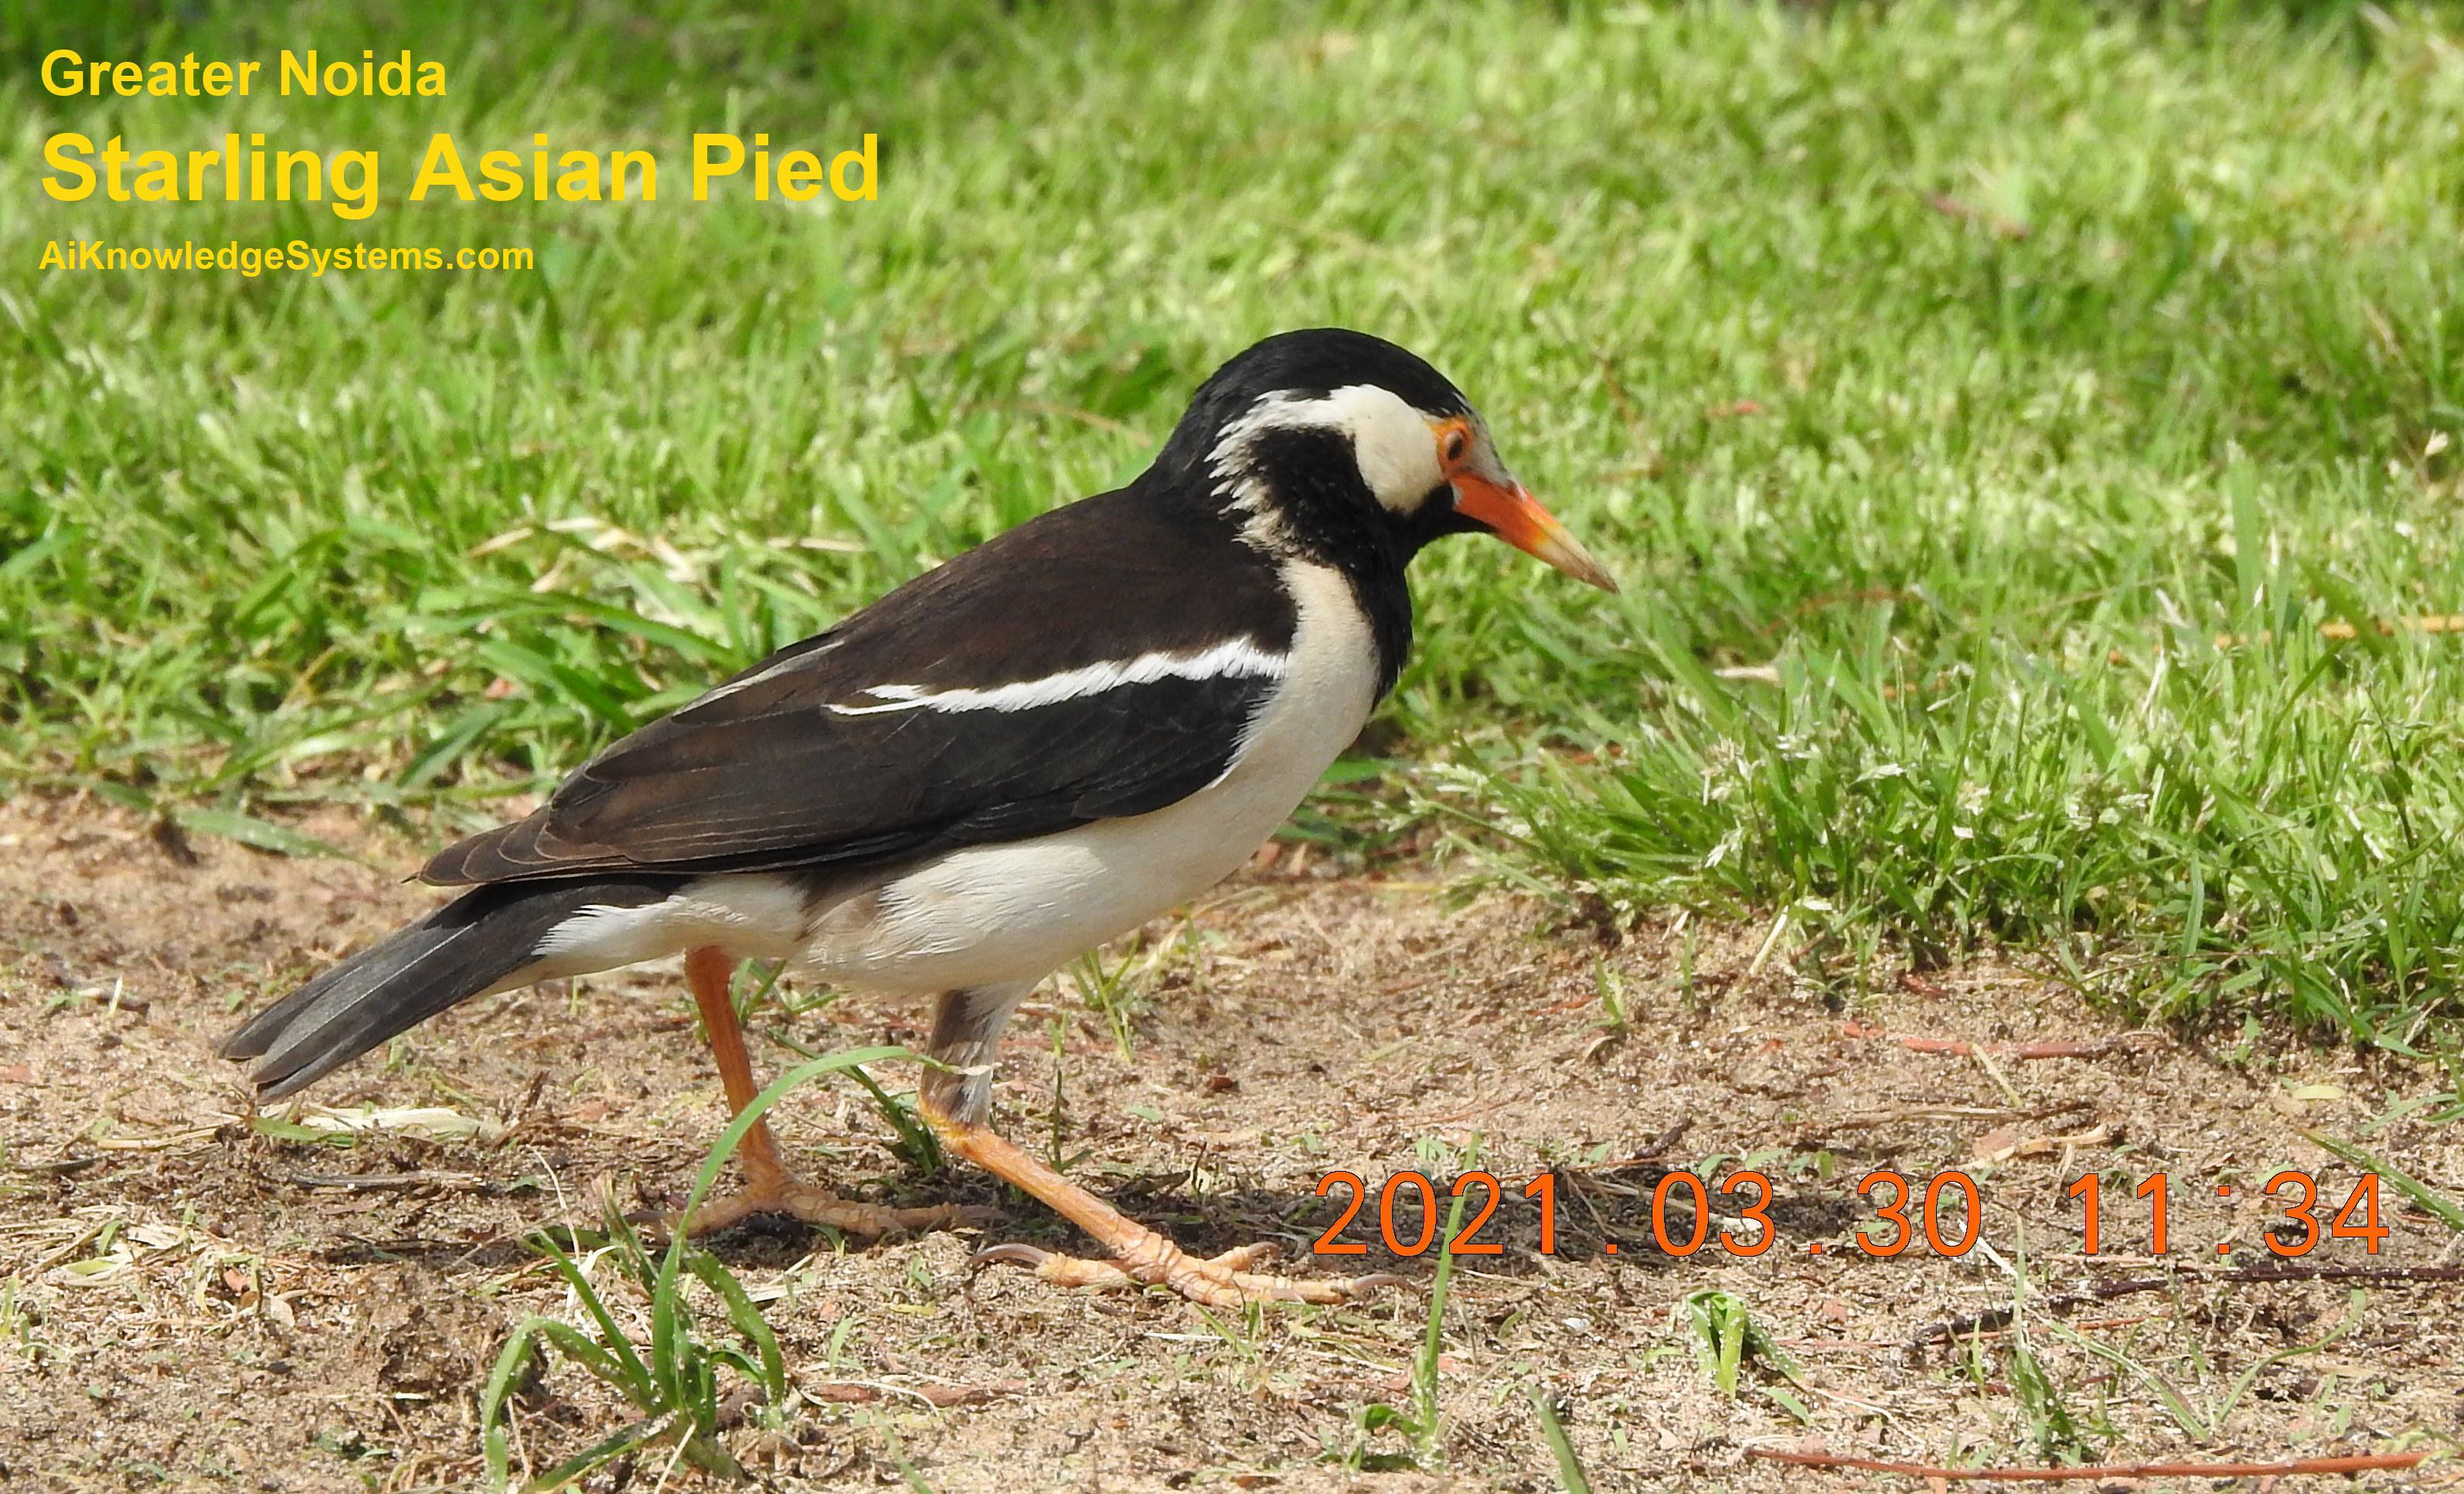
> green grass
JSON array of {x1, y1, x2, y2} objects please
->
[
  {"x1": 6, "y1": 0, "x2": 2462, "y2": 1042},
  {"x1": 478, "y1": 1043, "x2": 912, "y2": 1487},
  {"x1": 481, "y1": 1196, "x2": 782, "y2": 1489}
]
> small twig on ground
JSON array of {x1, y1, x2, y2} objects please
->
[
  {"x1": 1904, "y1": 1261, "x2": 2464, "y2": 1359},
  {"x1": 5, "y1": 1155, "x2": 105, "y2": 1176},
  {"x1": 1785, "y1": 1314, "x2": 2159, "y2": 1354},
  {"x1": 1577, "y1": 1124, "x2": 1695, "y2": 1173},
  {"x1": 1972, "y1": 1125, "x2": 2114, "y2": 1163},
  {"x1": 573, "y1": 1014, "x2": 693, "y2": 1042},
  {"x1": 1628, "y1": 1120, "x2": 1690, "y2": 1162},
  {"x1": 280, "y1": 1169, "x2": 512, "y2": 1193},
  {"x1": 1744, "y1": 1446, "x2": 2425, "y2": 1480},
  {"x1": 26, "y1": 1220, "x2": 115, "y2": 1276},
  {"x1": 801, "y1": 1380, "x2": 1027, "y2": 1408},
  {"x1": 1896, "y1": 1034, "x2": 2164, "y2": 1060},
  {"x1": 1795, "y1": 1100, "x2": 2090, "y2": 1146}
]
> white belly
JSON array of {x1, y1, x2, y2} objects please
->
[{"x1": 802, "y1": 561, "x2": 1378, "y2": 991}]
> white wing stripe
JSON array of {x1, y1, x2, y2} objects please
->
[{"x1": 825, "y1": 638, "x2": 1287, "y2": 716}]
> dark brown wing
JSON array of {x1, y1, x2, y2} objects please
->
[{"x1": 424, "y1": 489, "x2": 1296, "y2": 886}]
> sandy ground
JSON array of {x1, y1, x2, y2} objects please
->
[{"x1": 1, "y1": 794, "x2": 2459, "y2": 1492}]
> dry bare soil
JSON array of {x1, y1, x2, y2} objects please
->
[{"x1": 2, "y1": 796, "x2": 2458, "y2": 1492}]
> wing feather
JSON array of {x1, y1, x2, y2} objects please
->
[
  {"x1": 427, "y1": 672, "x2": 1274, "y2": 883},
  {"x1": 424, "y1": 492, "x2": 1295, "y2": 886}
]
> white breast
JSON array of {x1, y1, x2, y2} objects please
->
[{"x1": 798, "y1": 560, "x2": 1380, "y2": 992}]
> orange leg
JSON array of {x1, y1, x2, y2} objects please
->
[
  {"x1": 918, "y1": 1071, "x2": 1400, "y2": 1308},
  {"x1": 684, "y1": 945, "x2": 791, "y2": 1189},
  {"x1": 669, "y1": 945, "x2": 980, "y2": 1240}
]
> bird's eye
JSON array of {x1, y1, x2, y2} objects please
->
[{"x1": 1441, "y1": 428, "x2": 1469, "y2": 468}]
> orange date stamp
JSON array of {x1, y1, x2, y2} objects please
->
[{"x1": 1310, "y1": 1169, "x2": 2400, "y2": 1259}]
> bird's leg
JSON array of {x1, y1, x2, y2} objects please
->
[
  {"x1": 669, "y1": 945, "x2": 975, "y2": 1239},
  {"x1": 922, "y1": 985, "x2": 1397, "y2": 1308}
]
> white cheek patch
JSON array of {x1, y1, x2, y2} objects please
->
[
  {"x1": 1338, "y1": 387, "x2": 1448, "y2": 513},
  {"x1": 1213, "y1": 384, "x2": 1446, "y2": 515}
]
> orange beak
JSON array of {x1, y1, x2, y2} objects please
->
[{"x1": 1451, "y1": 474, "x2": 1618, "y2": 592}]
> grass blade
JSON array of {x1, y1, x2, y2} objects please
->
[
  {"x1": 1530, "y1": 1390, "x2": 1592, "y2": 1494},
  {"x1": 173, "y1": 808, "x2": 359, "y2": 862},
  {"x1": 2302, "y1": 1130, "x2": 2464, "y2": 1234}
]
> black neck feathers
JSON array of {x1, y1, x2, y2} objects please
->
[{"x1": 1226, "y1": 426, "x2": 1418, "y2": 697}]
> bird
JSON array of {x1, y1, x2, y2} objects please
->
[{"x1": 220, "y1": 326, "x2": 1615, "y2": 1306}]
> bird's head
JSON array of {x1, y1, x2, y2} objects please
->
[{"x1": 1159, "y1": 327, "x2": 1616, "y2": 592}]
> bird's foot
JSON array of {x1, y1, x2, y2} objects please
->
[
  {"x1": 921, "y1": 1103, "x2": 1396, "y2": 1306},
  {"x1": 657, "y1": 1173, "x2": 992, "y2": 1240},
  {"x1": 971, "y1": 1233, "x2": 1400, "y2": 1307}
]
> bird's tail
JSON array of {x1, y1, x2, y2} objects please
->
[{"x1": 220, "y1": 876, "x2": 674, "y2": 1101}]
